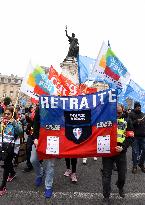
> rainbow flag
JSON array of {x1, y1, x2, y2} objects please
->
[
  {"x1": 92, "y1": 42, "x2": 130, "y2": 92},
  {"x1": 20, "y1": 62, "x2": 56, "y2": 101}
]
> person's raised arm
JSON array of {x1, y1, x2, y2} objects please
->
[{"x1": 65, "y1": 25, "x2": 69, "y2": 38}]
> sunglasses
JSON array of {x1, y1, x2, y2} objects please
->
[
  {"x1": 117, "y1": 112, "x2": 122, "y2": 114},
  {"x1": 4, "y1": 112, "x2": 11, "y2": 116}
]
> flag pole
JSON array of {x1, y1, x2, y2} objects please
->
[
  {"x1": 90, "y1": 41, "x2": 105, "y2": 80},
  {"x1": 108, "y1": 40, "x2": 111, "y2": 48}
]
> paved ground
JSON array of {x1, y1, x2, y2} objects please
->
[{"x1": 0, "y1": 148, "x2": 145, "y2": 205}]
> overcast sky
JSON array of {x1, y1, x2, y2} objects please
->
[{"x1": 0, "y1": 0, "x2": 145, "y2": 89}]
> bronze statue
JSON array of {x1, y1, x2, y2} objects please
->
[{"x1": 65, "y1": 25, "x2": 79, "y2": 59}]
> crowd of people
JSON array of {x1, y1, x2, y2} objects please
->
[{"x1": 0, "y1": 100, "x2": 145, "y2": 205}]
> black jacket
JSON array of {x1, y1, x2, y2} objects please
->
[
  {"x1": 129, "y1": 110, "x2": 145, "y2": 138},
  {"x1": 25, "y1": 113, "x2": 34, "y2": 136},
  {"x1": 33, "y1": 107, "x2": 40, "y2": 139}
]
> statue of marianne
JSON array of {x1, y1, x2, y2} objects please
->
[{"x1": 65, "y1": 25, "x2": 79, "y2": 59}]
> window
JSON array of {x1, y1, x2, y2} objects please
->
[
  {"x1": 1, "y1": 78, "x2": 4, "y2": 83},
  {"x1": 15, "y1": 79, "x2": 18, "y2": 84},
  {"x1": 8, "y1": 79, "x2": 11, "y2": 83}
]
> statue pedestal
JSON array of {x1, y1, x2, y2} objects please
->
[{"x1": 60, "y1": 57, "x2": 79, "y2": 84}]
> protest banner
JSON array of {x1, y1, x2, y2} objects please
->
[
  {"x1": 37, "y1": 89, "x2": 118, "y2": 159},
  {"x1": 21, "y1": 63, "x2": 56, "y2": 101},
  {"x1": 48, "y1": 66, "x2": 80, "y2": 96},
  {"x1": 48, "y1": 66, "x2": 97, "y2": 96},
  {"x1": 78, "y1": 55, "x2": 105, "y2": 83},
  {"x1": 118, "y1": 79, "x2": 145, "y2": 111},
  {"x1": 92, "y1": 42, "x2": 130, "y2": 92}
]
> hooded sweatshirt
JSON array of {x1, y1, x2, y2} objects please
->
[{"x1": 129, "y1": 107, "x2": 145, "y2": 138}]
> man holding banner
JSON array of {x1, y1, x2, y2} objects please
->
[
  {"x1": 102, "y1": 105, "x2": 134, "y2": 204},
  {"x1": 31, "y1": 88, "x2": 134, "y2": 203},
  {"x1": 30, "y1": 106, "x2": 55, "y2": 199}
]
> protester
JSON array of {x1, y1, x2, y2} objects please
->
[
  {"x1": 101, "y1": 105, "x2": 134, "y2": 204},
  {"x1": 30, "y1": 106, "x2": 55, "y2": 198},
  {"x1": 0, "y1": 106, "x2": 23, "y2": 196},
  {"x1": 23, "y1": 106, "x2": 34, "y2": 172},
  {"x1": 13, "y1": 109, "x2": 24, "y2": 167},
  {"x1": 129, "y1": 102, "x2": 145, "y2": 174},
  {"x1": 64, "y1": 158, "x2": 78, "y2": 182},
  {"x1": 0, "y1": 102, "x2": 4, "y2": 118},
  {"x1": 112, "y1": 107, "x2": 132, "y2": 172}
]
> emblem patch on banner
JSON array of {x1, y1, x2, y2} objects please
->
[
  {"x1": 64, "y1": 109, "x2": 92, "y2": 144},
  {"x1": 73, "y1": 128, "x2": 82, "y2": 140}
]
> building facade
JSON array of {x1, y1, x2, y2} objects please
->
[{"x1": 0, "y1": 73, "x2": 23, "y2": 103}]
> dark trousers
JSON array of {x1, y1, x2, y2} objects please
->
[
  {"x1": 102, "y1": 152, "x2": 127, "y2": 198},
  {"x1": 1, "y1": 146, "x2": 15, "y2": 188},
  {"x1": 132, "y1": 137, "x2": 145, "y2": 167},
  {"x1": 65, "y1": 158, "x2": 77, "y2": 173},
  {"x1": 26, "y1": 135, "x2": 33, "y2": 168}
]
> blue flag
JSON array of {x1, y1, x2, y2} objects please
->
[{"x1": 78, "y1": 55, "x2": 106, "y2": 83}]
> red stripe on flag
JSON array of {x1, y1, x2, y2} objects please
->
[
  {"x1": 34, "y1": 85, "x2": 48, "y2": 95},
  {"x1": 31, "y1": 97, "x2": 38, "y2": 104},
  {"x1": 105, "y1": 66, "x2": 120, "y2": 81}
]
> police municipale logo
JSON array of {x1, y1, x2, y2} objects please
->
[{"x1": 73, "y1": 128, "x2": 82, "y2": 140}]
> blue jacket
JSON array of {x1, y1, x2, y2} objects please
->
[{"x1": 0, "y1": 120, "x2": 23, "y2": 144}]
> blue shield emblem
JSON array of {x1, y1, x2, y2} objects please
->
[{"x1": 73, "y1": 128, "x2": 82, "y2": 140}]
